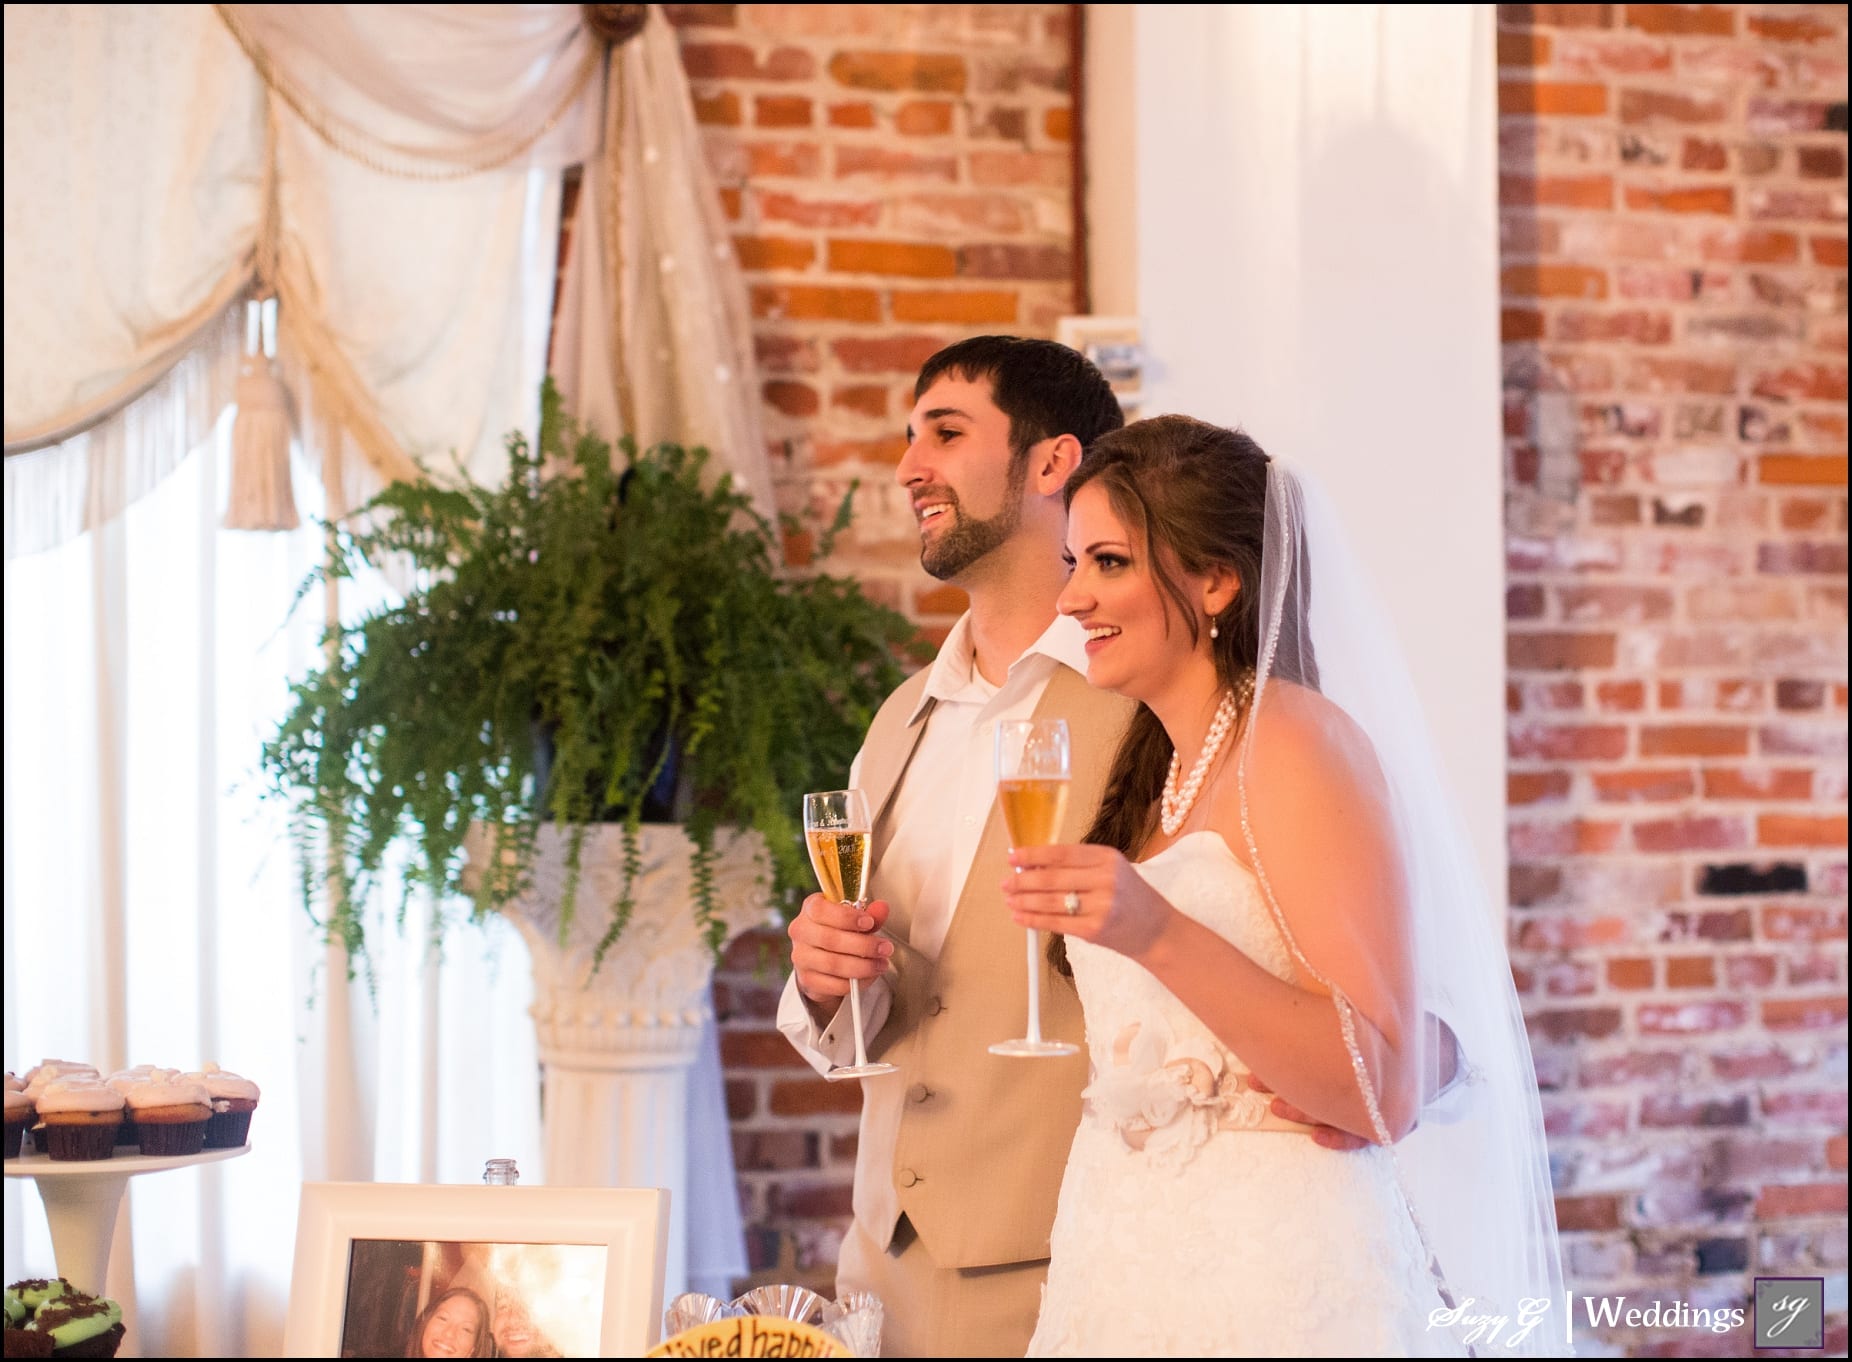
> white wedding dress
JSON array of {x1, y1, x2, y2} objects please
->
[{"x1": 1027, "y1": 831, "x2": 1464, "y2": 1358}]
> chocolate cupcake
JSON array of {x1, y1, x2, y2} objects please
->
[
  {"x1": 187, "y1": 1066, "x2": 260, "y2": 1149},
  {"x1": 101, "y1": 1069, "x2": 177, "y2": 1150},
  {"x1": 1, "y1": 1326, "x2": 55, "y2": 1359},
  {"x1": 3, "y1": 1281, "x2": 68, "y2": 1357},
  {"x1": 22, "y1": 1294, "x2": 124, "y2": 1360},
  {"x1": 123, "y1": 1077, "x2": 211, "y2": 1157},
  {"x1": 35, "y1": 1083, "x2": 122, "y2": 1163},
  {"x1": 8, "y1": 1283, "x2": 69, "y2": 1315},
  {"x1": 3, "y1": 1284, "x2": 123, "y2": 1361},
  {"x1": 21, "y1": 1067, "x2": 98, "y2": 1157}
]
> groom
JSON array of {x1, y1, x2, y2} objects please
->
[
  {"x1": 778, "y1": 335, "x2": 1129, "y2": 1356},
  {"x1": 778, "y1": 336, "x2": 1404, "y2": 1355}
]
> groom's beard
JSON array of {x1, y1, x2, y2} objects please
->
[{"x1": 919, "y1": 454, "x2": 1029, "y2": 581}]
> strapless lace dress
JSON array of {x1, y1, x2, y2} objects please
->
[{"x1": 1026, "y1": 831, "x2": 1462, "y2": 1358}]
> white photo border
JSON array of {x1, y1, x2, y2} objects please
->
[{"x1": 283, "y1": 1181, "x2": 670, "y2": 1357}]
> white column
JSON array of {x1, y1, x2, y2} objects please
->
[{"x1": 475, "y1": 823, "x2": 770, "y2": 1303}]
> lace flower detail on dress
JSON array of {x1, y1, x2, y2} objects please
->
[{"x1": 1080, "y1": 1019, "x2": 1275, "y2": 1169}]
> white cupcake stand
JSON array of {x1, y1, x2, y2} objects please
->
[{"x1": 5, "y1": 1146, "x2": 249, "y2": 1291}]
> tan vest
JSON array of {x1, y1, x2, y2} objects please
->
[{"x1": 843, "y1": 663, "x2": 1136, "y2": 1269}]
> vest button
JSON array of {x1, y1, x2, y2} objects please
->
[
  {"x1": 899, "y1": 1169, "x2": 920, "y2": 1188},
  {"x1": 908, "y1": 1083, "x2": 932, "y2": 1104},
  {"x1": 926, "y1": 996, "x2": 944, "y2": 1015}
]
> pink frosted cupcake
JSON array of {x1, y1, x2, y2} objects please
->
[
  {"x1": 22, "y1": 1061, "x2": 96, "y2": 1088},
  {"x1": 36, "y1": 1080, "x2": 123, "y2": 1162},
  {"x1": 24, "y1": 1065, "x2": 99, "y2": 1156},
  {"x1": 103, "y1": 1068, "x2": 178, "y2": 1148},
  {"x1": 123, "y1": 1076, "x2": 211, "y2": 1157},
  {"x1": 186, "y1": 1066, "x2": 260, "y2": 1149}
]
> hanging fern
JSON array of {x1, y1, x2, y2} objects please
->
[{"x1": 263, "y1": 380, "x2": 926, "y2": 973}]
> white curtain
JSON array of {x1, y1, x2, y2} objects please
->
[
  {"x1": 1, "y1": 4, "x2": 262, "y2": 553},
  {"x1": 551, "y1": 7, "x2": 774, "y2": 517},
  {"x1": 3, "y1": 2, "x2": 602, "y2": 551},
  {"x1": 4, "y1": 5, "x2": 753, "y2": 1353},
  {"x1": 1, "y1": 398, "x2": 553, "y2": 1362},
  {"x1": 1117, "y1": 2, "x2": 1508, "y2": 898}
]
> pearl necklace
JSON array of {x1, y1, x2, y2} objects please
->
[{"x1": 1160, "y1": 675, "x2": 1256, "y2": 836}]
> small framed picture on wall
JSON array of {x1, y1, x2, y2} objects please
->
[{"x1": 1056, "y1": 315, "x2": 1145, "y2": 417}]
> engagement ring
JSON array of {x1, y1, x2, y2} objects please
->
[{"x1": 1063, "y1": 891, "x2": 1082, "y2": 916}]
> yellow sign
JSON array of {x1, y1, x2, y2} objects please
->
[{"x1": 647, "y1": 1316, "x2": 853, "y2": 1358}]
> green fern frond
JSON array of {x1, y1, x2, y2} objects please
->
[{"x1": 263, "y1": 379, "x2": 916, "y2": 976}]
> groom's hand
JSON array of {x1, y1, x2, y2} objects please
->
[
  {"x1": 1244, "y1": 1074, "x2": 1373, "y2": 1152},
  {"x1": 789, "y1": 891, "x2": 894, "y2": 1007}
]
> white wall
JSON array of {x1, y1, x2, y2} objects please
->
[{"x1": 1086, "y1": 3, "x2": 1508, "y2": 902}]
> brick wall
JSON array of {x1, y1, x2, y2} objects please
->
[
  {"x1": 1499, "y1": 3, "x2": 1848, "y2": 1354},
  {"x1": 660, "y1": 3, "x2": 1081, "y2": 1284},
  {"x1": 655, "y1": 3, "x2": 1850, "y2": 1339}
]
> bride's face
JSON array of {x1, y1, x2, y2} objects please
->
[{"x1": 1058, "y1": 483, "x2": 1211, "y2": 702}]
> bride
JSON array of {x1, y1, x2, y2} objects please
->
[{"x1": 1003, "y1": 416, "x2": 1566, "y2": 1357}]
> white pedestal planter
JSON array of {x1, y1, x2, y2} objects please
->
[{"x1": 465, "y1": 822, "x2": 770, "y2": 1300}]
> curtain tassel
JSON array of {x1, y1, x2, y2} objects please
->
[{"x1": 224, "y1": 294, "x2": 299, "y2": 531}]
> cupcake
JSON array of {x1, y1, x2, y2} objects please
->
[
  {"x1": 36, "y1": 1083, "x2": 122, "y2": 1163},
  {"x1": 2, "y1": 1281, "x2": 56, "y2": 1360},
  {"x1": 102, "y1": 1069, "x2": 176, "y2": 1149},
  {"x1": 21, "y1": 1293, "x2": 124, "y2": 1359},
  {"x1": 21, "y1": 1064, "x2": 94, "y2": 1089},
  {"x1": 2, "y1": 1283, "x2": 122, "y2": 1361},
  {"x1": 8, "y1": 1283, "x2": 68, "y2": 1314},
  {"x1": 22, "y1": 1068, "x2": 97, "y2": 1156},
  {"x1": 1, "y1": 1323, "x2": 54, "y2": 1359},
  {"x1": 3, "y1": 1280, "x2": 68, "y2": 1356},
  {"x1": 186, "y1": 1066, "x2": 260, "y2": 1149},
  {"x1": 3, "y1": 1090, "x2": 31, "y2": 1160},
  {"x1": 122, "y1": 1076, "x2": 211, "y2": 1157}
]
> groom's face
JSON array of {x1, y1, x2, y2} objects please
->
[{"x1": 899, "y1": 373, "x2": 1032, "y2": 582}]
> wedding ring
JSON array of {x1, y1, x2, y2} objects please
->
[{"x1": 1063, "y1": 891, "x2": 1082, "y2": 916}]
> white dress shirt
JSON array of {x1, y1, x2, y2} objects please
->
[{"x1": 777, "y1": 611, "x2": 1092, "y2": 1074}]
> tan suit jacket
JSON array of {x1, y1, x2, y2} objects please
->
[{"x1": 838, "y1": 662, "x2": 1135, "y2": 1269}]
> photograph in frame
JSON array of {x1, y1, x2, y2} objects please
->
[
  {"x1": 341, "y1": 1238, "x2": 606, "y2": 1358},
  {"x1": 284, "y1": 1182, "x2": 669, "y2": 1358}
]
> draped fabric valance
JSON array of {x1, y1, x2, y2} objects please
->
[
  {"x1": 216, "y1": 3, "x2": 604, "y2": 179},
  {"x1": 4, "y1": 3, "x2": 770, "y2": 558},
  {"x1": 550, "y1": 9, "x2": 774, "y2": 517}
]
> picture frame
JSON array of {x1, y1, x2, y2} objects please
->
[
  {"x1": 1055, "y1": 314, "x2": 1146, "y2": 415},
  {"x1": 283, "y1": 1181, "x2": 670, "y2": 1358}
]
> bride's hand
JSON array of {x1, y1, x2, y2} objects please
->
[{"x1": 1002, "y1": 845, "x2": 1173, "y2": 960}]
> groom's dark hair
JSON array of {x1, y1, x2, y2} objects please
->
[{"x1": 915, "y1": 335, "x2": 1126, "y2": 463}]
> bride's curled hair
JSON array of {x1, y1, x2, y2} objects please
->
[{"x1": 1065, "y1": 415, "x2": 1307, "y2": 861}]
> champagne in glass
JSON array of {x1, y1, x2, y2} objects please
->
[
  {"x1": 802, "y1": 789, "x2": 897, "y2": 1080},
  {"x1": 805, "y1": 826, "x2": 870, "y2": 908},
  {"x1": 998, "y1": 778, "x2": 1069, "y2": 851},
  {"x1": 991, "y1": 720, "x2": 1080, "y2": 1058}
]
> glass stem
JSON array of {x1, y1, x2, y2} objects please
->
[
  {"x1": 848, "y1": 897, "x2": 871, "y2": 1067},
  {"x1": 848, "y1": 978, "x2": 870, "y2": 1067},
  {"x1": 1025, "y1": 928, "x2": 1043, "y2": 1043}
]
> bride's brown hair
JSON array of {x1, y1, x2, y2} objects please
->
[{"x1": 1053, "y1": 415, "x2": 1308, "y2": 973}]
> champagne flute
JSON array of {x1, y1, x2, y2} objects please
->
[
  {"x1": 803, "y1": 789, "x2": 898, "y2": 1080},
  {"x1": 991, "y1": 719, "x2": 1080, "y2": 1057}
]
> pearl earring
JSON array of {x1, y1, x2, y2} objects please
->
[{"x1": 1209, "y1": 618, "x2": 1219, "y2": 640}]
